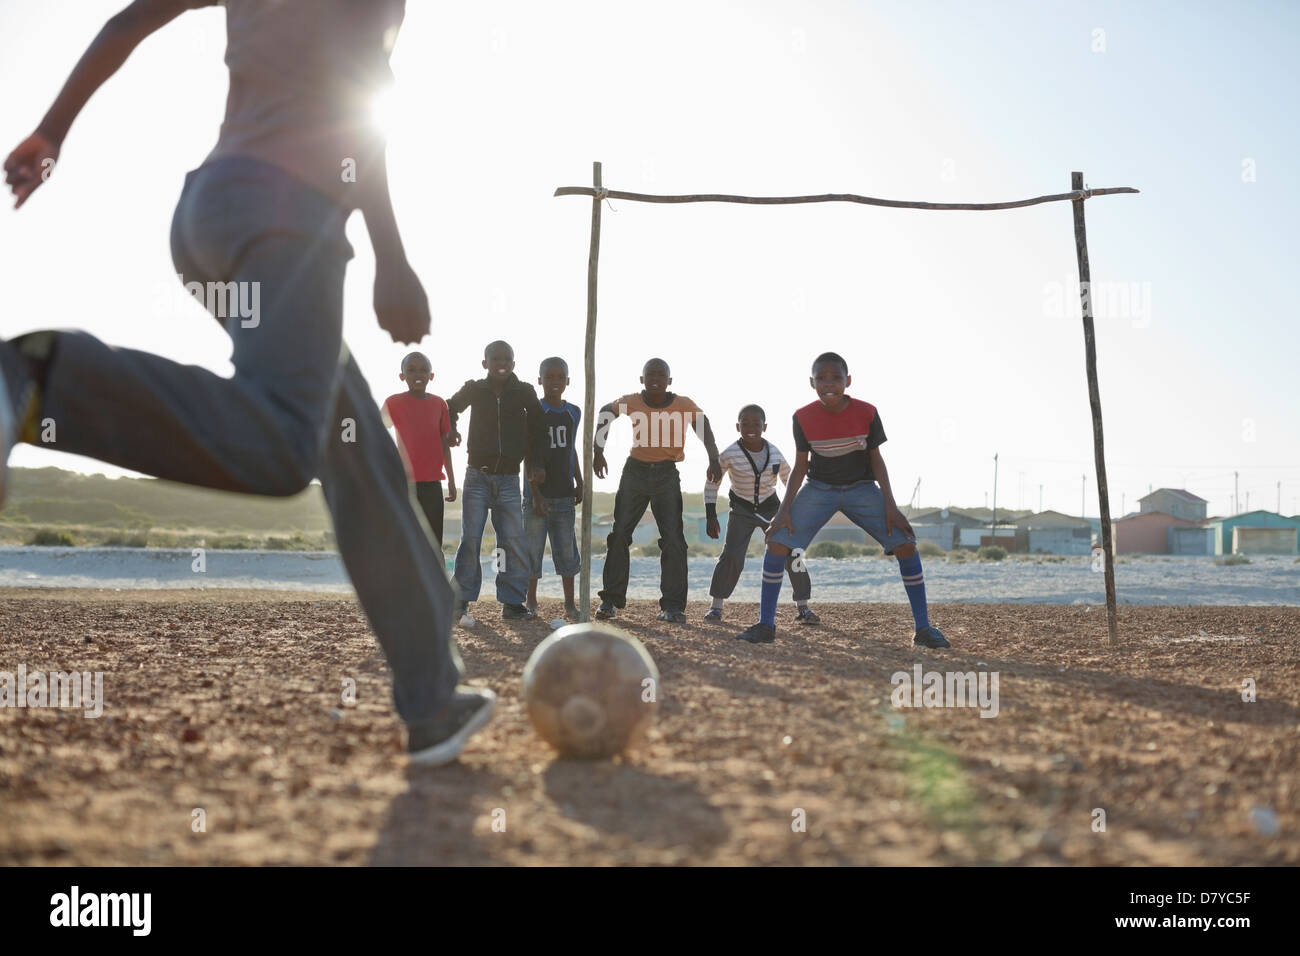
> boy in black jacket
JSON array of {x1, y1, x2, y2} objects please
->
[{"x1": 447, "y1": 341, "x2": 547, "y2": 621}]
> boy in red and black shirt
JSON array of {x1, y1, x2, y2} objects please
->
[
  {"x1": 382, "y1": 351, "x2": 455, "y2": 546},
  {"x1": 739, "y1": 351, "x2": 950, "y2": 649}
]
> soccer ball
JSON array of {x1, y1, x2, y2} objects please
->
[{"x1": 521, "y1": 622, "x2": 659, "y2": 759}]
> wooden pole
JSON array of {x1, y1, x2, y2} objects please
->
[
  {"x1": 555, "y1": 170, "x2": 1137, "y2": 643},
  {"x1": 555, "y1": 185, "x2": 1138, "y2": 210},
  {"x1": 579, "y1": 161, "x2": 603, "y2": 623},
  {"x1": 1071, "y1": 171, "x2": 1119, "y2": 645}
]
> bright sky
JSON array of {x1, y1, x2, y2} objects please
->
[{"x1": 1, "y1": 0, "x2": 1297, "y2": 519}]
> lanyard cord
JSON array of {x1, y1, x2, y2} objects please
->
[{"x1": 737, "y1": 441, "x2": 771, "y2": 507}]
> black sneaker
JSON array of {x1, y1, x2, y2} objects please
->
[
  {"x1": 502, "y1": 603, "x2": 536, "y2": 620},
  {"x1": 795, "y1": 607, "x2": 821, "y2": 625},
  {"x1": 703, "y1": 608, "x2": 723, "y2": 623},
  {"x1": 407, "y1": 686, "x2": 497, "y2": 766},
  {"x1": 656, "y1": 609, "x2": 687, "y2": 624},
  {"x1": 0, "y1": 340, "x2": 41, "y2": 510},
  {"x1": 913, "y1": 625, "x2": 951, "y2": 649},
  {"x1": 595, "y1": 601, "x2": 616, "y2": 620},
  {"x1": 737, "y1": 622, "x2": 776, "y2": 644}
]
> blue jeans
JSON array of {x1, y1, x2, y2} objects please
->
[
  {"x1": 768, "y1": 478, "x2": 915, "y2": 554},
  {"x1": 523, "y1": 485, "x2": 581, "y2": 578},
  {"x1": 454, "y1": 468, "x2": 530, "y2": 604},
  {"x1": 38, "y1": 156, "x2": 463, "y2": 726}
]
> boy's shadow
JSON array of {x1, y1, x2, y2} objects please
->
[
  {"x1": 368, "y1": 763, "x2": 511, "y2": 866},
  {"x1": 542, "y1": 759, "x2": 729, "y2": 849}
]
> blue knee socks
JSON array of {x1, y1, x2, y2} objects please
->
[
  {"x1": 760, "y1": 551, "x2": 785, "y2": 626},
  {"x1": 898, "y1": 552, "x2": 930, "y2": 630}
]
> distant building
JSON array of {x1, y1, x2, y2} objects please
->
[
  {"x1": 1203, "y1": 511, "x2": 1300, "y2": 555},
  {"x1": 1168, "y1": 525, "x2": 1215, "y2": 555},
  {"x1": 1113, "y1": 511, "x2": 1200, "y2": 554},
  {"x1": 909, "y1": 507, "x2": 984, "y2": 550},
  {"x1": 1013, "y1": 510, "x2": 1093, "y2": 554},
  {"x1": 1139, "y1": 488, "x2": 1208, "y2": 522},
  {"x1": 958, "y1": 525, "x2": 1017, "y2": 550}
]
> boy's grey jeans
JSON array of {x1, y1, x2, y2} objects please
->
[{"x1": 35, "y1": 156, "x2": 462, "y2": 726}]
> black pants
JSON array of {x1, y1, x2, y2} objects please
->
[
  {"x1": 414, "y1": 481, "x2": 445, "y2": 547},
  {"x1": 709, "y1": 493, "x2": 812, "y2": 601},
  {"x1": 599, "y1": 458, "x2": 687, "y2": 612}
]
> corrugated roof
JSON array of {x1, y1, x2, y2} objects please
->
[
  {"x1": 1139, "y1": 488, "x2": 1207, "y2": 504},
  {"x1": 1015, "y1": 509, "x2": 1090, "y2": 528}
]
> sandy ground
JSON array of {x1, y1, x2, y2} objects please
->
[{"x1": 0, "y1": 588, "x2": 1296, "y2": 866}]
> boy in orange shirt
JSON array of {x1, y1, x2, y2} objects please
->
[
  {"x1": 592, "y1": 358, "x2": 722, "y2": 623},
  {"x1": 381, "y1": 352, "x2": 455, "y2": 546}
]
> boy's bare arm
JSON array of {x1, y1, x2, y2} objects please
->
[
  {"x1": 591, "y1": 401, "x2": 620, "y2": 478},
  {"x1": 696, "y1": 413, "x2": 723, "y2": 483},
  {"x1": 354, "y1": 5, "x2": 427, "y2": 346},
  {"x1": 4, "y1": 0, "x2": 212, "y2": 208},
  {"x1": 766, "y1": 451, "x2": 809, "y2": 541},
  {"x1": 869, "y1": 446, "x2": 914, "y2": 538},
  {"x1": 360, "y1": 145, "x2": 428, "y2": 346},
  {"x1": 571, "y1": 445, "x2": 585, "y2": 504},
  {"x1": 442, "y1": 437, "x2": 457, "y2": 502}
]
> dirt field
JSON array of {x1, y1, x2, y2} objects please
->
[{"x1": 1, "y1": 589, "x2": 1296, "y2": 865}]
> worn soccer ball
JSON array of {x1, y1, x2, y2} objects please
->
[{"x1": 522, "y1": 622, "x2": 659, "y2": 759}]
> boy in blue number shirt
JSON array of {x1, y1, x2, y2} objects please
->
[{"x1": 524, "y1": 357, "x2": 585, "y2": 622}]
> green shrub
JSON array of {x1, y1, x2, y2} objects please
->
[
  {"x1": 100, "y1": 531, "x2": 149, "y2": 547},
  {"x1": 947, "y1": 549, "x2": 970, "y2": 562},
  {"x1": 807, "y1": 540, "x2": 847, "y2": 559},
  {"x1": 1215, "y1": 554, "x2": 1251, "y2": 566},
  {"x1": 27, "y1": 528, "x2": 75, "y2": 546},
  {"x1": 977, "y1": 545, "x2": 1007, "y2": 561},
  {"x1": 637, "y1": 541, "x2": 661, "y2": 557},
  {"x1": 263, "y1": 533, "x2": 313, "y2": 551},
  {"x1": 918, "y1": 541, "x2": 946, "y2": 557}
]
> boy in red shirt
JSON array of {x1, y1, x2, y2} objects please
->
[
  {"x1": 382, "y1": 352, "x2": 455, "y2": 546},
  {"x1": 744, "y1": 352, "x2": 950, "y2": 649}
]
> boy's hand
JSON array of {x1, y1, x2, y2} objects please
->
[
  {"x1": 445, "y1": 483, "x2": 457, "y2": 503},
  {"x1": 373, "y1": 257, "x2": 430, "y2": 344},
  {"x1": 447, "y1": 430, "x2": 461, "y2": 447},
  {"x1": 530, "y1": 466, "x2": 546, "y2": 486},
  {"x1": 4, "y1": 131, "x2": 60, "y2": 209},
  {"x1": 885, "y1": 503, "x2": 914, "y2": 540},
  {"x1": 533, "y1": 495, "x2": 549, "y2": 517},
  {"x1": 706, "y1": 515, "x2": 720, "y2": 539},
  {"x1": 573, "y1": 478, "x2": 584, "y2": 505},
  {"x1": 706, "y1": 457, "x2": 723, "y2": 484},
  {"x1": 593, "y1": 449, "x2": 608, "y2": 479},
  {"x1": 765, "y1": 508, "x2": 793, "y2": 542}
]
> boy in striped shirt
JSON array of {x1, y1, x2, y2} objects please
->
[
  {"x1": 703, "y1": 404, "x2": 819, "y2": 625},
  {"x1": 740, "y1": 352, "x2": 950, "y2": 648}
]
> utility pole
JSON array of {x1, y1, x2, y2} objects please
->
[
  {"x1": 1234, "y1": 471, "x2": 1239, "y2": 515},
  {"x1": 991, "y1": 453, "x2": 999, "y2": 546},
  {"x1": 1081, "y1": 474, "x2": 1086, "y2": 519}
]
